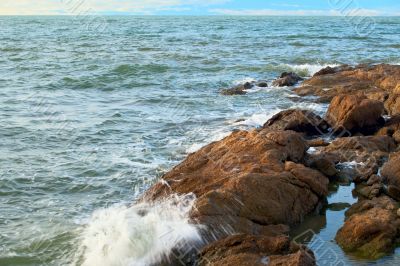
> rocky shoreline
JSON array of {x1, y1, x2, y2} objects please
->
[{"x1": 142, "y1": 64, "x2": 400, "y2": 265}]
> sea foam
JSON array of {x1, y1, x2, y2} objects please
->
[{"x1": 76, "y1": 194, "x2": 202, "y2": 266}]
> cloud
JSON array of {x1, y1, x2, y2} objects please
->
[
  {"x1": 209, "y1": 8, "x2": 398, "y2": 16},
  {"x1": 0, "y1": 0, "x2": 230, "y2": 15}
]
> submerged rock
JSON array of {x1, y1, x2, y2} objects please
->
[
  {"x1": 220, "y1": 82, "x2": 253, "y2": 95},
  {"x1": 272, "y1": 72, "x2": 303, "y2": 87},
  {"x1": 220, "y1": 80, "x2": 269, "y2": 95},
  {"x1": 336, "y1": 196, "x2": 400, "y2": 259},
  {"x1": 263, "y1": 109, "x2": 329, "y2": 136},
  {"x1": 325, "y1": 94, "x2": 385, "y2": 135}
]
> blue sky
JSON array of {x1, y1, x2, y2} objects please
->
[{"x1": 1, "y1": 0, "x2": 400, "y2": 16}]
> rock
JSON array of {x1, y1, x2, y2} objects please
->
[
  {"x1": 367, "y1": 174, "x2": 382, "y2": 186},
  {"x1": 256, "y1": 80, "x2": 269, "y2": 87},
  {"x1": 397, "y1": 209, "x2": 400, "y2": 218},
  {"x1": 336, "y1": 196, "x2": 400, "y2": 259},
  {"x1": 143, "y1": 129, "x2": 329, "y2": 242},
  {"x1": 221, "y1": 82, "x2": 253, "y2": 95},
  {"x1": 263, "y1": 109, "x2": 329, "y2": 136},
  {"x1": 384, "y1": 94, "x2": 400, "y2": 115},
  {"x1": 307, "y1": 138, "x2": 329, "y2": 147},
  {"x1": 272, "y1": 72, "x2": 303, "y2": 87},
  {"x1": 325, "y1": 94, "x2": 385, "y2": 135},
  {"x1": 197, "y1": 234, "x2": 315, "y2": 266},
  {"x1": 294, "y1": 64, "x2": 400, "y2": 103},
  {"x1": 386, "y1": 185, "x2": 400, "y2": 201},
  {"x1": 376, "y1": 115, "x2": 400, "y2": 142},
  {"x1": 304, "y1": 154, "x2": 338, "y2": 179},
  {"x1": 327, "y1": 202, "x2": 351, "y2": 211},
  {"x1": 318, "y1": 136, "x2": 396, "y2": 182},
  {"x1": 313, "y1": 65, "x2": 352, "y2": 77},
  {"x1": 381, "y1": 151, "x2": 400, "y2": 189},
  {"x1": 356, "y1": 184, "x2": 382, "y2": 199}
]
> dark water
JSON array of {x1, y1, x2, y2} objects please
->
[{"x1": 1, "y1": 16, "x2": 400, "y2": 265}]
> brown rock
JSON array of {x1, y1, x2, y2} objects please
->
[
  {"x1": 307, "y1": 138, "x2": 329, "y2": 147},
  {"x1": 272, "y1": 72, "x2": 303, "y2": 87},
  {"x1": 325, "y1": 94, "x2": 385, "y2": 135},
  {"x1": 386, "y1": 185, "x2": 400, "y2": 201},
  {"x1": 385, "y1": 94, "x2": 400, "y2": 115},
  {"x1": 144, "y1": 129, "x2": 329, "y2": 241},
  {"x1": 318, "y1": 136, "x2": 395, "y2": 182},
  {"x1": 294, "y1": 64, "x2": 400, "y2": 103},
  {"x1": 367, "y1": 174, "x2": 382, "y2": 186},
  {"x1": 221, "y1": 82, "x2": 253, "y2": 95},
  {"x1": 376, "y1": 115, "x2": 400, "y2": 142},
  {"x1": 336, "y1": 196, "x2": 400, "y2": 259},
  {"x1": 198, "y1": 234, "x2": 315, "y2": 266},
  {"x1": 381, "y1": 151, "x2": 400, "y2": 189},
  {"x1": 263, "y1": 109, "x2": 329, "y2": 136}
]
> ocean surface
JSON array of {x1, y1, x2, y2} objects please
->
[{"x1": 1, "y1": 16, "x2": 400, "y2": 265}]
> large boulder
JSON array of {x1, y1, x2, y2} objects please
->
[
  {"x1": 263, "y1": 109, "x2": 329, "y2": 136},
  {"x1": 272, "y1": 72, "x2": 303, "y2": 87},
  {"x1": 143, "y1": 129, "x2": 329, "y2": 241},
  {"x1": 336, "y1": 196, "x2": 400, "y2": 259},
  {"x1": 198, "y1": 234, "x2": 315, "y2": 266},
  {"x1": 294, "y1": 64, "x2": 400, "y2": 103},
  {"x1": 325, "y1": 94, "x2": 385, "y2": 135}
]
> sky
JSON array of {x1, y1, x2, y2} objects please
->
[{"x1": 0, "y1": 0, "x2": 400, "y2": 16}]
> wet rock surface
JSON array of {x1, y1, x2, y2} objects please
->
[
  {"x1": 198, "y1": 234, "x2": 315, "y2": 266},
  {"x1": 325, "y1": 94, "x2": 385, "y2": 135},
  {"x1": 272, "y1": 72, "x2": 304, "y2": 87},
  {"x1": 142, "y1": 64, "x2": 400, "y2": 265},
  {"x1": 263, "y1": 109, "x2": 329, "y2": 136},
  {"x1": 336, "y1": 196, "x2": 400, "y2": 260}
]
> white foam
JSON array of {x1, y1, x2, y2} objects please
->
[
  {"x1": 75, "y1": 194, "x2": 202, "y2": 266},
  {"x1": 235, "y1": 112, "x2": 276, "y2": 128},
  {"x1": 233, "y1": 77, "x2": 256, "y2": 85},
  {"x1": 284, "y1": 63, "x2": 340, "y2": 76}
]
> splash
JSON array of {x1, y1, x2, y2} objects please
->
[{"x1": 75, "y1": 194, "x2": 202, "y2": 266}]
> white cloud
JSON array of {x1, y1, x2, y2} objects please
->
[
  {"x1": 210, "y1": 8, "x2": 398, "y2": 16},
  {"x1": 0, "y1": 0, "x2": 229, "y2": 15}
]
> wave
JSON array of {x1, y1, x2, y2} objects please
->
[
  {"x1": 284, "y1": 63, "x2": 340, "y2": 76},
  {"x1": 75, "y1": 194, "x2": 202, "y2": 266}
]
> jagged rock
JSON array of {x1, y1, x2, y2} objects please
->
[
  {"x1": 325, "y1": 94, "x2": 385, "y2": 135},
  {"x1": 143, "y1": 129, "x2": 329, "y2": 242},
  {"x1": 318, "y1": 136, "x2": 396, "y2": 182},
  {"x1": 263, "y1": 109, "x2": 329, "y2": 136},
  {"x1": 385, "y1": 94, "x2": 400, "y2": 115},
  {"x1": 197, "y1": 234, "x2": 315, "y2": 266},
  {"x1": 272, "y1": 72, "x2": 303, "y2": 87},
  {"x1": 376, "y1": 115, "x2": 400, "y2": 143},
  {"x1": 294, "y1": 64, "x2": 400, "y2": 103},
  {"x1": 336, "y1": 196, "x2": 400, "y2": 259}
]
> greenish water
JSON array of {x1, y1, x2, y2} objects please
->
[{"x1": 1, "y1": 16, "x2": 400, "y2": 265}]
